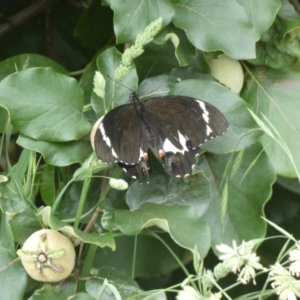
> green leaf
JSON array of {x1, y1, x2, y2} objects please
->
[
  {"x1": 40, "y1": 164, "x2": 56, "y2": 206},
  {"x1": 237, "y1": 0, "x2": 281, "y2": 40},
  {"x1": 0, "y1": 181, "x2": 41, "y2": 245},
  {"x1": 0, "y1": 53, "x2": 68, "y2": 82},
  {"x1": 152, "y1": 25, "x2": 195, "y2": 67},
  {"x1": 75, "y1": 1, "x2": 113, "y2": 46},
  {"x1": 70, "y1": 293, "x2": 95, "y2": 300},
  {"x1": 86, "y1": 277, "x2": 121, "y2": 300},
  {"x1": 0, "y1": 247, "x2": 27, "y2": 300},
  {"x1": 277, "y1": 175, "x2": 300, "y2": 194},
  {"x1": 95, "y1": 235, "x2": 187, "y2": 277},
  {"x1": 0, "y1": 67, "x2": 92, "y2": 142},
  {"x1": 278, "y1": 0, "x2": 300, "y2": 22},
  {"x1": 80, "y1": 57, "x2": 98, "y2": 105},
  {"x1": 198, "y1": 144, "x2": 276, "y2": 246},
  {"x1": 17, "y1": 135, "x2": 92, "y2": 167},
  {"x1": 126, "y1": 172, "x2": 210, "y2": 219},
  {"x1": 28, "y1": 286, "x2": 65, "y2": 300},
  {"x1": 173, "y1": 0, "x2": 256, "y2": 59},
  {"x1": 249, "y1": 41, "x2": 298, "y2": 69},
  {"x1": 111, "y1": 0, "x2": 174, "y2": 44},
  {"x1": 86, "y1": 268, "x2": 166, "y2": 299},
  {"x1": 115, "y1": 203, "x2": 211, "y2": 257},
  {"x1": 37, "y1": 206, "x2": 115, "y2": 250},
  {"x1": 242, "y1": 66, "x2": 300, "y2": 176},
  {"x1": 0, "y1": 107, "x2": 10, "y2": 134},
  {"x1": 135, "y1": 41, "x2": 179, "y2": 79},
  {"x1": 0, "y1": 212, "x2": 15, "y2": 252},
  {"x1": 125, "y1": 291, "x2": 166, "y2": 300},
  {"x1": 248, "y1": 13, "x2": 300, "y2": 69},
  {"x1": 94, "y1": 47, "x2": 138, "y2": 117},
  {"x1": 138, "y1": 75, "x2": 178, "y2": 98},
  {"x1": 46, "y1": 277, "x2": 77, "y2": 299}
]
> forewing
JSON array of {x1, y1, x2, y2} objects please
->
[
  {"x1": 143, "y1": 95, "x2": 228, "y2": 151},
  {"x1": 92, "y1": 105, "x2": 141, "y2": 164}
]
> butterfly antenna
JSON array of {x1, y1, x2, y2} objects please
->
[
  {"x1": 107, "y1": 74, "x2": 135, "y2": 93},
  {"x1": 142, "y1": 63, "x2": 156, "y2": 82}
]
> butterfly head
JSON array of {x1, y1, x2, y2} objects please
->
[{"x1": 129, "y1": 92, "x2": 140, "y2": 104}]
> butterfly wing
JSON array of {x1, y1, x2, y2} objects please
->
[
  {"x1": 161, "y1": 148, "x2": 200, "y2": 177},
  {"x1": 91, "y1": 104, "x2": 143, "y2": 165},
  {"x1": 143, "y1": 96, "x2": 228, "y2": 176}
]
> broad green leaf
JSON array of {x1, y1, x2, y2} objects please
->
[
  {"x1": 40, "y1": 164, "x2": 56, "y2": 206},
  {"x1": 79, "y1": 57, "x2": 98, "y2": 105},
  {"x1": 17, "y1": 135, "x2": 92, "y2": 167},
  {"x1": 75, "y1": 1, "x2": 113, "y2": 46},
  {"x1": 86, "y1": 268, "x2": 166, "y2": 299},
  {"x1": 95, "y1": 235, "x2": 187, "y2": 277},
  {"x1": 249, "y1": 41, "x2": 299, "y2": 69},
  {"x1": 242, "y1": 66, "x2": 300, "y2": 176},
  {"x1": 70, "y1": 293, "x2": 94, "y2": 300},
  {"x1": 0, "y1": 180, "x2": 41, "y2": 245},
  {"x1": 237, "y1": 0, "x2": 281, "y2": 40},
  {"x1": 135, "y1": 41, "x2": 179, "y2": 80},
  {"x1": 0, "y1": 149, "x2": 41, "y2": 244},
  {"x1": 93, "y1": 47, "x2": 138, "y2": 117},
  {"x1": 57, "y1": 179, "x2": 101, "y2": 220},
  {"x1": 0, "y1": 213, "x2": 15, "y2": 252},
  {"x1": 0, "y1": 107, "x2": 9, "y2": 134},
  {"x1": 198, "y1": 144, "x2": 276, "y2": 246},
  {"x1": 138, "y1": 75, "x2": 178, "y2": 99},
  {"x1": 0, "y1": 67, "x2": 92, "y2": 142},
  {"x1": 126, "y1": 172, "x2": 210, "y2": 218},
  {"x1": 111, "y1": 0, "x2": 174, "y2": 44},
  {"x1": 37, "y1": 206, "x2": 115, "y2": 250},
  {"x1": 277, "y1": 176, "x2": 300, "y2": 194},
  {"x1": 279, "y1": 0, "x2": 300, "y2": 22},
  {"x1": 51, "y1": 277, "x2": 77, "y2": 299},
  {"x1": 152, "y1": 25, "x2": 195, "y2": 67},
  {"x1": 278, "y1": 0, "x2": 300, "y2": 33},
  {"x1": 266, "y1": 181, "x2": 300, "y2": 227},
  {"x1": 0, "y1": 247, "x2": 27, "y2": 300},
  {"x1": 28, "y1": 287, "x2": 65, "y2": 300},
  {"x1": 173, "y1": 0, "x2": 256, "y2": 59},
  {"x1": 248, "y1": 14, "x2": 300, "y2": 69},
  {"x1": 0, "y1": 53, "x2": 68, "y2": 82},
  {"x1": 126, "y1": 291, "x2": 166, "y2": 300},
  {"x1": 86, "y1": 277, "x2": 120, "y2": 300},
  {"x1": 115, "y1": 203, "x2": 211, "y2": 257}
]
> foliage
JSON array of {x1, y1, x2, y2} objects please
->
[{"x1": 0, "y1": 0, "x2": 300, "y2": 299}]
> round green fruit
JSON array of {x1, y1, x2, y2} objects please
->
[
  {"x1": 206, "y1": 54, "x2": 244, "y2": 94},
  {"x1": 17, "y1": 229, "x2": 76, "y2": 282}
]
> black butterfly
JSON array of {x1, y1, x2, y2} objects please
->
[{"x1": 91, "y1": 92, "x2": 229, "y2": 183}]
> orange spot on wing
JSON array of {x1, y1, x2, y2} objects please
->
[
  {"x1": 144, "y1": 152, "x2": 148, "y2": 160},
  {"x1": 159, "y1": 149, "x2": 165, "y2": 158}
]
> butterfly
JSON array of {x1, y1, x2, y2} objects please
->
[{"x1": 91, "y1": 92, "x2": 229, "y2": 183}]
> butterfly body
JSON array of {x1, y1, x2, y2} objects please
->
[{"x1": 91, "y1": 93, "x2": 228, "y2": 182}]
